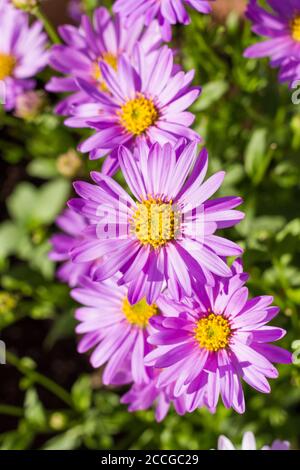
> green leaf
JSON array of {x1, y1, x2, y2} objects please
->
[
  {"x1": 28, "y1": 241, "x2": 54, "y2": 279},
  {"x1": 43, "y1": 427, "x2": 82, "y2": 450},
  {"x1": 24, "y1": 388, "x2": 47, "y2": 430},
  {"x1": 277, "y1": 219, "x2": 300, "y2": 242},
  {"x1": 244, "y1": 128, "x2": 270, "y2": 185},
  {"x1": 7, "y1": 183, "x2": 37, "y2": 222},
  {"x1": 31, "y1": 179, "x2": 70, "y2": 225},
  {"x1": 27, "y1": 159, "x2": 58, "y2": 179},
  {"x1": 0, "y1": 222, "x2": 19, "y2": 258},
  {"x1": 286, "y1": 288, "x2": 300, "y2": 304},
  {"x1": 193, "y1": 80, "x2": 229, "y2": 111},
  {"x1": 0, "y1": 428, "x2": 33, "y2": 450},
  {"x1": 71, "y1": 375, "x2": 92, "y2": 412}
]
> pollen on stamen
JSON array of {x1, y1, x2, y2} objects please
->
[
  {"x1": 291, "y1": 16, "x2": 300, "y2": 42},
  {"x1": 122, "y1": 297, "x2": 158, "y2": 328},
  {"x1": 131, "y1": 196, "x2": 181, "y2": 249},
  {"x1": 118, "y1": 93, "x2": 159, "y2": 136},
  {"x1": 0, "y1": 53, "x2": 16, "y2": 81},
  {"x1": 194, "y1": 313, "x2": 232, "y2": 352}
]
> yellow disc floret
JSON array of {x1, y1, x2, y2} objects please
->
[
  {"x1": 0, "y1": 53, "x2": 16, "y2": 80},
  {"x1": 194, "y1": 313, "x2": 231, "y2": 352},
  {"x1": 291, "y1": 16, "x2": 300, "y2": 41},
  {"x1": 122, "y1": 297, "x2": 158, "y2": 328},
  {"x1": 132, "y1": 196, "x2": 180, "y2": 249},
  {"x1": 119, "y1": 93, "x2": 159, "y2": 135}
]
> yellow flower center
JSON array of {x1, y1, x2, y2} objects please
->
[
  {"x1": 0, "y1": 53, "x2": 16, "y2": 80},
  {"x1": 122, "y1": 297, "x2": 158, "y2": 328},
  {"x1": 119, "y1": 93, "x2": 159, "y2": 136},
  {"x1": 132, "y1": 196, "x2": 180, "y2": 249},
  {"x1": 194, "y1": 313, "x2": 231, "y2": 352},
  {"x1": 92, "y1": 52, "x2": 118, "y2": 92},
  {"x1": 291, "y1": 16, "x2": 300, "y2": 42}
]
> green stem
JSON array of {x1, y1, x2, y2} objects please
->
[
  {"x1": 33, "y1": 7, "x2": 61, "y2": 45},
  {"x1": 0, "y1": 404, "x2": 23, "y2": 417},
  {"x1": 6, "y1": 352, "x2": 73, "y2": 408}
]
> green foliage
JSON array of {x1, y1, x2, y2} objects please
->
[{"x1": 0, "y1": 4, "x2": 300, "y2": 451}]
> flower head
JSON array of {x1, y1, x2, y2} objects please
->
[
  {"x1": 113, "y1": 0, "x2": 214, "y2": 41},
  {"x1": 71, "y1": 275, "x2": 159, "y2": 385},
  {"x1": 69, "y1": 141, "x2": 244, "y2": 305},
  {"x1": 46, "y1": 7, "x2": 162, "y2": 116},
  {"x1": 244, "y1": 0, "x2": 300, "y2": 85},
  {"x1": 145, "y1": 260, "x2": 292, "y2": 414},
  {"x1": 218, "y1": 431, "x2": 290, "y2": 450},
  {"x1": 121, "y1": 375, "x2": 209, "y2": 421},
  {"x1": 0, "y1": 2, "x2": 48, "y2": 110},
  {"x1": 49, "y1": 208, "x2": 93, "y2": 288},
  {"x1": 279, "y1": 58, "x2": 300, "y2": 85},
  {"x1": 66, "y1": 44, "x2": 201, "y2": 174}
]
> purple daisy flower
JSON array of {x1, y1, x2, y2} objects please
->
[
  {"x1": 218, "y1": 431, "x2": 290, "y2": 450},
  {"x1": 145, "y1": 260, "x2": 292, "y2": 414},
  {"x1": 113, "y1": 0, "x2": 214, "y2": 41},
  {"x1": 121, "y1": 380, "x2": 171, "y2": 422},
  {"x1": 71, "y1": 274, "x2": 159, "y2": 385},
  {"x1": 66, "y1": 45, "x2": 201, "y2": 174},
  {"x1": 49, "y1": 208, "x2": 93, "y2": 288},
  {"x1": 0, "y1": 2, "x2": 48, "y2": 111},
  {"x1": 279, "y1": 58, "x2": 300, "y2": 85},
  {"x1": 69, "y1": 141, "x2": 244, "y2": 305},
  {"x1": 244, "y1": 0, "x2": 300, "y2": 84},
  {"x1": 46, "y1": 7, "x2": 162, "y2": 116},
  {"x1": 121, "y1": 378, "x2": 194, "y2": 422},
  {"x1": 68, "y1": 0, "x2": 84, "y2": 23},
  {"x1": 121, "y1": 375, "x2": 211, "y2": 421}
]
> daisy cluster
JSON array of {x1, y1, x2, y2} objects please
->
[
  {"x1": 244, "y1": 0, "x2": 300, "y2": 87},
  {"x1": 216, "y1": 431, "x2": 290, "y2": 451},
  {"x1": 0, "y1": 0, "x2": 48, "y2": 110},
  {"x1": 47, "y1": 1, "x2": 292, "y2": 422}
]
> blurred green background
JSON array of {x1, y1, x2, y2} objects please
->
[{"x1": 0, "y1": 0, "x2": 299, "y2": 450}]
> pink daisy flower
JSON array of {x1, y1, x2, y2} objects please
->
[
  {"x1": 218, "y1": 431, "x2": 290, "y2": 450},
  {"x1": 69, "y1": 141, "x2": 244, "y2": 305},
  {"x1": 0, "y1": 2, "x2": 48, "y2": 111},
  {"x1": 121, "y1": 375, "x2": 210, "y2": 421},
  {"x1": 146, "y1": 261, "x2": 292, "y2": 413},
  {"x1": 46, "y1": 7, "x2": 162, "y2": 116},
  {"x1": 49, "y1": 208, "x2": 93, "y2": 288},
  {"x1": 114, "y1": 0, "x2": 214, "y2": 41},
  {"x1": 71, "y1": 274, "x2": 159, "y2": 385},
  {"x1": 66, "y1": 44, "x2": 201, "y2": 174}
]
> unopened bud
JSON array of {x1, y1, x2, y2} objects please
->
[
  {"x1": 57, "y1": 149, "x2": 82, "y2": 178},
  {"x1": 11, "y1": 0, "x2": 39, "y2": 12},
  {"x1": 15, "y1": 90, "x2": 45, "y2": 121}
]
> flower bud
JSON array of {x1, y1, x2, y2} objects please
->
[
  {"x1": 15, "y1": 90, "x2": 45, "y2": 121},
  {"x1": 57, "y1": 149, "x2": 82, "y2": 178},
  {"x1": 11, "y1": 0, "x2": 39, "y2": 12}
]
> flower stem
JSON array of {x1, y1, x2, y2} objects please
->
[
  {"x1": 6, "y1": 352, "x2": 73, "y2": 408},
  {"x1": 0, "y1": 404, "x2": 23, "y2": 417},
  {"x1": 33, "y1": 7, "x2": 61, "y2": 44}
]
